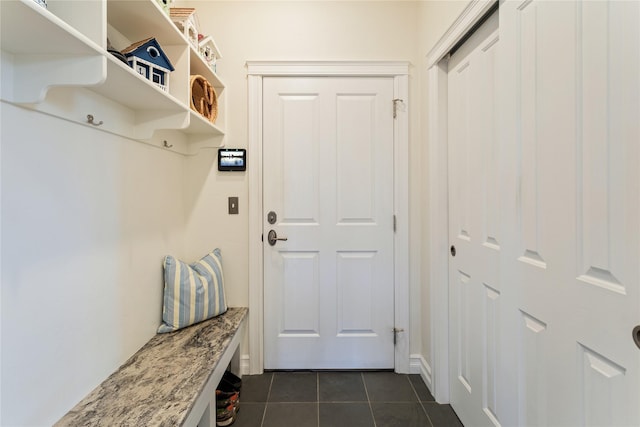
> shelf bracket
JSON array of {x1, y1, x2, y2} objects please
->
[
  {"x1": 4, "y1": 54, "x2": 105, "y2": 104},
  {"x1": 133, "y1": 110, "x2": 190, "y2": 140}
]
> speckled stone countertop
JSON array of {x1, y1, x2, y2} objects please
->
[{"x1": 55, "y1": 307, "x2": 248, "y2": 427}]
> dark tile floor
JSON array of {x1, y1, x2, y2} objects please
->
[{"x1": 232, "y1": 371, "x2": 463, "y2": 427}]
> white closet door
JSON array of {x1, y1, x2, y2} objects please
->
[
  {"x1": 448, "y1": 1, "x2": 639, "y2": 425},
  {"x1": 447, "y1": 11, "x2": 501, "y2": 427},
  {"x1": 499, "y1": 1, "x2": 640, "y2": 425}
]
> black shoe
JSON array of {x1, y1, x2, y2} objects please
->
[{"x1": 219, "y1": 371, "x2": 242, "y2": 392}]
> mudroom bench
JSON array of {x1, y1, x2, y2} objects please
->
[{"x1": 55, "y1": 307, "x2": 248, "y2": 427}]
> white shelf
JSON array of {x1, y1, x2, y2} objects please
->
[
  {"x1": 0, "y1": 0, "x2": 102, "y2": 55},
  {"x1": 0, "y1": 0, "x2": 105, "y2": 103},
  {"x1": 107, "y1": 0, "x2": 186, "y2": 48},
  {"x1": 187, "y1": 110, "x2": 224, "y2": 136},
  {"x1": 96, "y1": 53, "x2": 186, "y2": 113},
  {"x1": 189, "y1": 45, "x2": 225, "y2": 91},
  {"x1": 0, "y1": 0, "x2": 226, "y2": 149}
]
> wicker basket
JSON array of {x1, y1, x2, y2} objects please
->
[{"x1": 190, "y1": 75, "x2": 218, "y2": 123}]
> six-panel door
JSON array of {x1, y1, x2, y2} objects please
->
[{"x1": 262, "y1": 77, "x2": 396, "y2": 369}]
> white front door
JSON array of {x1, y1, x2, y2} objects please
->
[
  {"x1": 262, "y1": 77, "x2": 395, "y2": 370},
  {"x1": 447, "y1": 11, "x2": 500, "y2": 427},
  {"x1": 448, "y1": 1, "x2": 640, "y2": 426}
]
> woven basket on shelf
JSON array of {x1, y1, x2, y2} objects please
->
[{"x1": 190, "y1": 75, "x2": 218, "y2": 123}]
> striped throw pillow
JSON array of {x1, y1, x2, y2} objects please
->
[{"x1": 158, "y1": 248, "x2": 228, "y2": 333}]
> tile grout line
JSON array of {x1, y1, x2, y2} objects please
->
[
  {"x1": 259, "y1": 373, "x2": 275, "y2": 427},
  {"x1": 406, "y1": 375, "x2": 436, "y2": 427},
  {"x1": 361, "y1": 372, "x2": 378, "y2": 427},
  {"x1": 251, "y1": 371, "x2": 444, "y2": 427},
  {"x1": 316, "y1": 372, "x2": 320, "y2": 427}
]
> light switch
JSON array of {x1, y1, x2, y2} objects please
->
[{"x1": 228, "y1": 197, "x2": 239, "y2": 214}]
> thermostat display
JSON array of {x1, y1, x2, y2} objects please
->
[{"x1": 218, "y1": 149, "x2": 246, "y2": 171}]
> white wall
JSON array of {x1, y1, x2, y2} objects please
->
[
  {"x1": 181, "y1": 0, "x2": 425, "y2": 360},
  {"x1": 0, "y1": 102, "x2": 186, "y2": 425}
]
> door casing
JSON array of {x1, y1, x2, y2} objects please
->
[
  {"x1": 247, "y1": 61, "x2": 410, "y2": 375},
  {"x1": 426, "y1": 0, "x2": 499, "y2": 403}
]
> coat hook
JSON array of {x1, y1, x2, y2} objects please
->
[
  {"x1": 163, "y1": 140, "x2": 173, "y2": 148},
  {"x1": 86, "y1": 114, "x2": 103, "y2": 126}
]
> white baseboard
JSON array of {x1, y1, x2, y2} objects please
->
[
  {"x1": 241, "y1": 352, "x2": 429, "y2": 386},
  {"x1": 409, "y1": 354, "x2": 433, "y2": 393},
  {"x1": 240, "y1": 354, "x2": 250, "y2": 376},
  {"x1": 409, "y1": 354, "x2": 422, "y2": 374}
]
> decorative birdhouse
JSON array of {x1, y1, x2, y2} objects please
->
[
  {"x1": 198, "y1": 35, "x2": 222, "y2": 72},
  {"x1": 170, "y1": 8, "x2": 200, "y2": 48},
  {"x1": 155, "y1": 0, "x2": 174, "y2": 14},
  {"x1": 122, "y1": 37, "x2": 175, "y2": 92}
]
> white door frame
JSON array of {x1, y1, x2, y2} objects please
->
[
  {"x1": 247, "y1": 61, "x2": 410, "y2": 375},
  {"x1": 426, "y1": 0, "x2": 498, "y2": 403}
]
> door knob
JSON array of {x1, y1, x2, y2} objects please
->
[
  {"x1": 633, "y1": 325, "x2": 640, "y2": 350},
  {"x1": 267, "y1": 230, "x2": 288, "y2": 246},
  {"x1": 450, "y1": 245, "x2": 456, "y2": 257}
]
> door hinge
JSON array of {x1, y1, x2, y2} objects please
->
[
  {"x1": 393, "y1": 215, "x2": 397, "y2": 233},
  {"x1": 393, "y1": 98, "x2": 405, "y2": 119},
  {"x1": 393, "y1": 327, "x2": 405, "y2": 345}
]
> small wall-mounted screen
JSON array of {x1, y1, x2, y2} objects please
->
[{"x1": 218, "y1": 149, "x2": 246, "y2": 171}]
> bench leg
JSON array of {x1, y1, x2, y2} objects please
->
[
  {"x1": 196, "y1": 392, "x2": 216, "y2": 427},
  {"x1": 229, "y1": 342, "x2": 242, "y2": 379}
]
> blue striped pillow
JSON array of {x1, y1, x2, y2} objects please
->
[{"x1": 158, "y1": 248, "x2": 228, "y2": 333}]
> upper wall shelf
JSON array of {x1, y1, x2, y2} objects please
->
[
  {"x1": 108, "y1": 0, "x2": 186, "y2": 47},
  {"x1": 0, "y1": 0, "x2": 105, "y2": 104},
  {"x1": 0, "y1": 0, "x2": 101, "y2": 55},
  {"x1": 189, "y1": 45, "x2": 225, "y2": 91},
  {"x1": 0, "y1": 0, "x2": 226, "y2": 149}
]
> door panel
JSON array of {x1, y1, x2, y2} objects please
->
[
  {"x1": 573, "y1": 1, "x2": 640, "y2": 423},
  {"x1": 336, "y1": 94, "x2": 377, "y2": 223},
  {"x1": 336, "y1": 251, "x2": 376, "y2": 335},
  {"x1": 448, "y1": 10, "x2": 500, "y2": 427},
  {"x1": 279, "y1": 252, "x2": 319, "y2": 335},
  {"x1": 499, "y1": 0, "x2": 640, "y2": 425},
  {"x1": 579, "y1": 344, "x2": 627, "y2": 426},
  {"x1": 483, "y1": 283, "x2": 500, "y2": 425},
  {"x1": 518, "y1": 311, "x2": 548, "y2": 427},
  {"x1": 280, "y1": 95, "x2": 320, "y2": 224},
  {"x1": 263, "y1": 77, "x2": 395, "y2": 370},
  {"x1": 450, "y1": 2, "x2": 639, "y2": 424}
]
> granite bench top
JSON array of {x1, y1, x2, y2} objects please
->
[{"x1": 55, "y1": 307, "x2": 248, "y2": 427}]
